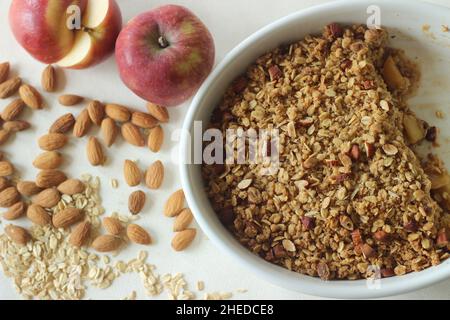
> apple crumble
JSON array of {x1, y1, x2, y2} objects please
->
[{"x1": 202, "y1": 24, "x2": 450, "y2": 280}]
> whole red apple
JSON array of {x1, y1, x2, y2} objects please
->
[{"x1": 115, "y1": 5, "x2": 215, "y2": 107}]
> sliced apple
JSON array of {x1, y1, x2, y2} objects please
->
[{"x1": 57, "y1": 32, "x2": 92, "y2": 68}]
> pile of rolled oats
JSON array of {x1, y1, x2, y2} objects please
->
[{"x1": 203, "y1": 24, "x2": 450, "y2": 280}]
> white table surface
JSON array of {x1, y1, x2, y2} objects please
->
[{"x1": 1, "y1": 0, "x2": 450, "y2": 300}]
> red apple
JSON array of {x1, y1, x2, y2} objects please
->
[{"x1": 115, "y1": 5, "x2": 215, "y2": 106}]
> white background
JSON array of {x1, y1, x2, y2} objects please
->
[{"x1": 1, "y1": 0, "x2": 450, "y2": 300}]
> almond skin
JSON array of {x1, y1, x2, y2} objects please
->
[
  {"x1": 19, "y1": 84, "x2": 43, "y2": 109},
  {"x1": 103, "y1": 217, "x2": 124, "y2": 236},
  {"x1": 3, "y1": 201, "x2": 27, "y2": 220},
  {"x1": 36, "y1": 170, "x2": 67, "y2": 188},
  {"x1": 3, "y1": 120, "x2": 30, "y2": 132},
  {"x1": 0, "y1": 177, "x2": 9, "y2": 192},
  {"x1": 0, "y1": 129, "x2": 11, "y2": 145},
  {"x1": 0, "y1": 77, "x2": 21, "y2": 99},
  {"x1": 105, "y1": 104, "x2": 131, "y2": 122},
  {"x1": 145, "y1": 160, "x2": 164, "y2": 189},
  {"x1": 121, "y1": 122, "x2": 145, "y2": 147},
  {"x1": 171, "y1": 229, "x2": 197, "y2": 251},
  {"x1": 164, "y1": 189, "x2": 185, "y2": 217},
  {"x1": 57, "y1": 179, "x2": 85, "y2": 195},
  {"x1": 87, "y1": 100, "x2": 105, "y2": 125},
  {"x1": 42, "y1": 65, "x2": 56, "y2": 92},
  {"x1": 92, "y1": 235, "x2": 122, "y2": 252},
  {"x1": 101, "y1": 117, "x2": 118, "y2": 147},
  {"x1": 1, "y1": 99, "x2": 25, "y2": 121},
  {"x1": 58, "y1": 94, "x2": 84, "y2": 106},
  {"x1": 0, "y1": 62, "x2": 10, "y2": 84},
  {"x1": 73, "y1": 109, "x2": 92, "y2": 138},
  {"x1": 69, "y1": 221, "x2": 91, "y2": 247},
  {"x1": 123, "y1": 160, "x2": 141, "y2": 186},
  {"x1": 173, "y1": 208, "x2": 194, "y2": 232},
  {"x1": 147, "y1": 125, "x2": 164, "y2": 152},
  {"x1": 0, "y1": 161, "x2": 14, "y2": 177},
  {"x1": 87, "y1": 137, "x2": 105, "y2": 166},
  {"x1": 131, "y1": 112, "x2": 158, "y2": 129},
  {"x1": 5, "y1": 225, "x2": 30, "y2": 246},
  {"x1": 33, "y1": 151, "x2": 63, "y2": 170},
  {"x1": 38, "y1": 133, "x2": 68, "y2": 151},
  {"x1": 0, "y1": 187, "x2": 20, "y2": 208},
  {"x1": 49, "y1": 113, "x2": 75, "y2": 134},
  {"x1": 17, "y1": 181, "x2": 42, "y2": 197},
  {"x1": 146, "y1": 103, "x2": 169, "y2": 123},
  {"x1": 53, "y1": 207, "x2": 84, "y2": 228},
  {"x1": 129, "y1": 190, "x2": 146, "y2": 215},
  {"x1": 32, "y1": 188, "x2": 61, "y2": 208},
  {"x1": 127, "y1": 224, "x2": 151, "y2": 245},
  {"x1": 27, "y1": 204, "x2": 52, "y2": 226}
]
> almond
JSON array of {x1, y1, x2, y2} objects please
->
[
  {"x1": 121, "y1": 122, "x2": 145, "y2": 147},
  {"x1": 73, "y1": 109, "x2": 92, "y2": 138},
  {"x1": 58, "y1": 94, "x2": 84, "y2": 106},
  {"x1": 171, "y1": 229, "x2": 196, "y2": 251},
  {"x1": 0, "y1": 77, "x2": 21, "y2": 99},
  {"x1": 33, "y1": 151, "x2": 63, "y2": 170},
  {"x1": 27, "y1": 204, "x2": 52, "y2": 226},
  {"x1": 131, "y1": 112, "x2": 158, "y2": 129},
  {"x1": 0, "y1": 186, "x2": 20, "y2": 208},
  {"x1": 87, "y1": 137, "x2": 105, "y2": 166},
  {"x1": 3, "y1": 201, "x2": 27, "y2": 220},
  {"x1": 69, "y1": 221, "x2": 91, "y2": 247},
  {"x1": 0, "y1": 177, "x2": 9, "y2": 192},
  {"x1": 87, "y1": 100, "x2": 105, "y2": 125},
  {"x1": 5, "y1": 225, "x2": 30, "y2": 245},
  {"x1": 146, "y1": 103, "x2": 169, "y2": 123},
  {"x1": 0, "y1": 129, "x2": 11, "y2": 145},
  {"x1": 49, "y1": 113, "x2": 75, "y2": 133},
  {"x1": 127, "y1": 224, "x2": 151, "y2": 245},
  {"x1": 105, "y1": 104, "x2": 131, "y2": 122},
  {"x1": 103, "y1": 217, "x2": 124, "y2": 236},
  {"x1": 0, "y1": 62, "x2": 10, "y2": 84},
  {"x1": 38, "y1": 133, "x2": 68, "y2": 151},
  {"x1": 17, "y1": 181, "x2": 42, "y2": 197},
  {"x1": 36, "y1": 170, "x2": 67, "y2": 188},
  {"x1": 3, "y1": 120, "x2": 31, "y2": 132},
  {"x1": 124, "y1": 160, "x2": 141, "y2": 186},
  {"x1": 173, "y1": 208, "x2": 194, "y2": 232},
  {"x1": 53, "y1": 207, "x2": 84, "y2": 228},
  {"x1": 41, "y1": 65, "x2": 56, "y2": 92},
  {"x1": 92, "y1": 235, "x2": 122, "y2": 252},
  {"x1": 145, "y1": 160, "x2": 164, "y2": 189},
  {"x1": 1, "y1": 99, "x2": 25, "y2": 121},
  {"x1": 32, "y1": 188, "x2": 61, "y2": 208},
  {"x1": 57, "y1": 179, "x2": 85, "y2": 195},
  {"x1": 164, "y1": 189, "x2": 185, "y2": 217},
  {"x1": 101, "y1": 117, "x2": 118, "y2": 147},
  {"x1": 19, "y1": 84, "x2": 43, "y2": 109},
  {"x1": 147, "y1": 125, "x2": 164, "y2": 152},
  {"x1": 0, "y1": 161, "x2": 14, "y2": 177},
  {"x1": 128, "y1": 190, "x2": 146, "y2": 215}
]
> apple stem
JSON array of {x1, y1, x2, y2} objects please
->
[{"x1": 158, "y1": 36, "x2": 169, "y2": 49}]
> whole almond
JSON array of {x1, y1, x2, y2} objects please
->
[
  {"x1": 0, "y1": 62, "x2": 9, "y2": 84},
  {"x1": 19, "y1": 84, "x2": 43, "y2": 109},
  {"x1": 124, "y1": 160, "x2": 141, "y2": 186},
  {"x1": 3, "y1": 201, "x2": 27, "y2": 220},
  {"x1": 103, "y1": 217, "x2": 124, "y2": 236},
  {"x1": 131, "y1": 112, "x2": 158, "y2": 129},
  {"x1": 129, "y1": 190, "x2": 146, "y2": 215},
  {"x1": 1, "y1": 99, "x2": 25, "y2": 121},
  {"x1": 0, "y1": 177, "x2": 9, "y2": 192},
  {"x1": 0, "y1": 77, "x2": 21, "y2": 99},
  {"x1": 53, "y1": 207, "x2": 83, "y2": 228},
  {"x1": 36, "y1": 170, "x2": 67, "y2": 188},
  {"x1": 33, "y1": 151, "x2": 63, "y2": 170},
  {"x1": 87, "y1": 137, "x2": 105, "y2": 166},
  {"x1": 38, "y1": 133, "x2": 68, "y2": 151},
  {"x1": 173, "y1": 208, "x2": 194, "y2": 232},
  {"x1": 5, "y1": 225, "x2": 30, "y2": 245},
  {"x1": 3, "y1": 120, "x2": 30, "y2": 132},
  {"x1": 0, "y1": 161, "x2": 14, "y2": 177},
  {"x1": 121, "y1": 122, "x2": 145, "y2": 147},
  {"x1": 146, "y1": 103, "x2": 169, "y2": 123},
  {"x1": 101, "y1": 117, "x2": 118, "y2": 147},
  {"x1": 0, "y1": 129, "x2": 11, "y2": 145},
  {"x1": 73, "y1": 109, "x2": 92, "y2": 138},
  {"x1": 92, "y1": 235, "x2": 122, "y2": 252},
  {"x1": 145, "y1": 160, "x2": 164, "y2": 189},
  {"x1": 87, "y1": 100, "x2": 105, "y2": 125},
  {"x1": 58, "y1": 94, "x2": 84, "y2": 106},
  {"x1": 41, "y1": 65, "x2": 56, "y2": 92},
  {"x1": 164, "y1": 189, "x2": 185, "y2": 217},
  {"x1": 57, "y1": 179, "x2": 85, "y2": 195},
  {"x1": 147, "y1": 125, "x2": 164, "y2": 152},
  {"x1": 49, "y1": 113, "x2": 75, "y2": 133},
  {"x1": 17, "y1": 181, "x2": 42, "y2": 197},
  {"x1": 105, "y1": 104, "x2": 131, "y2": 122},
  {"x1": 0, "y1": 186, "x2": 20, "y2": 207},
  {"x1": 27, "y1": 204, "x2": 52, "y2": 226},
  {"x1": 32, "y1": 188, "x2": 61, "y2": 208},
  {"x1": 127, "y1": 224, "x2": 151, "y2": 245},
  {"x1": 69, "y1": 221, "x2": 91, "y2": 247},
  {"x1": 171, "y1": 229, "x2": 197, "y2": 251}
]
